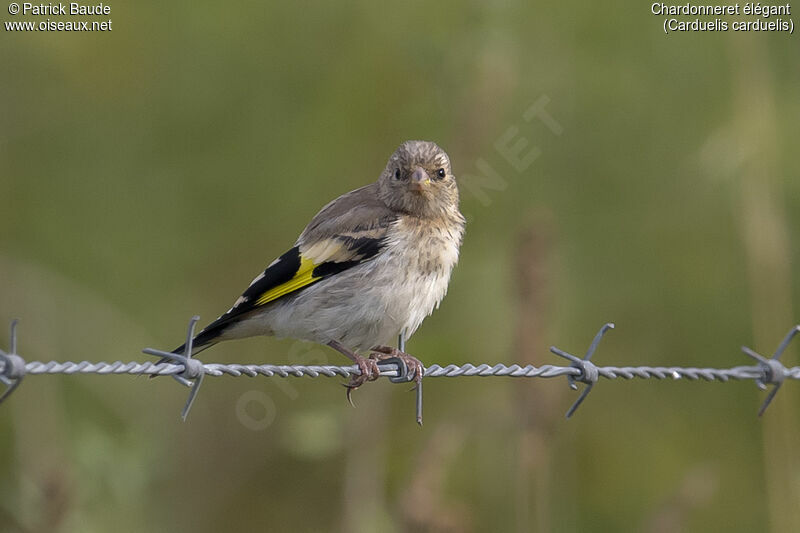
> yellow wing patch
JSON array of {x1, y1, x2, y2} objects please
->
[
  {"x1": 255, "y1": 256, "x2": 319, "y2": 306},
  {"x1": 253, "y1": 237, "x2": 374, "y2": 307}
]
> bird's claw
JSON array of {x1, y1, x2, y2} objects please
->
[
  {"x1": 370, "y1": 346, "x2": 424, "y2": 385},
  {"x1": 342, "y1": 347, "x2": 424, "y2": 426},
  {"x1": 344, "y1": 356, "x2": 381, "y2": 406}
]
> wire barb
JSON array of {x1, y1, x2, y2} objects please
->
[
  {"x1": 398, "y1": 330, "x2": 423, "y2": 425},
  {"x1": 551, "y1": 322, "x2": 615, "y2": 418},
  {"x1": 0, "y1": 320, "x2": 25, "y2": 405},
  {"x1": 741, "y1": 325, "x2": 800, "y2": 416},
  {"x1": 142, "y1": 316, "x2": 206, "y2": 421}
]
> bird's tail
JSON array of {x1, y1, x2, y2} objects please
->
[{"x1": 168, "y1": 339, "x2": 216, "y2": 359}]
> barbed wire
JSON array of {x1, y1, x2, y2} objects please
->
[{"x1": 1, "y1": 317, "x2": 799, "y2": 424}]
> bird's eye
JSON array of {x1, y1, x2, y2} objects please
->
[
  {"x1": 436, "y1": 168, "x2": 446, "y2": 179},
  {"x1": 394, "y1": 168, "x2": 402, "y2": 180}
]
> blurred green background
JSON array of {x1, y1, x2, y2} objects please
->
[{"x1": 2, "y1": 2, "x2": 799, "y2": 532}]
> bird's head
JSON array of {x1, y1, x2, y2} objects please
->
[{"x1": 378, "y1": 140, "x2": 459, "y2": 218}]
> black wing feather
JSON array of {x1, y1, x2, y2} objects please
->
[{"x1": 173, "y1": 235, "x2": 387, "y2": 353}]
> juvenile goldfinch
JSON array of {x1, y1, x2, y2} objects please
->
[{"x1": 168, "y1": 140, "x2": 465, "y2": 397}]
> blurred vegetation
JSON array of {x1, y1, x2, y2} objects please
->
[{"x1": 2, "y1": 2, "x2": 799, "y2": 532}]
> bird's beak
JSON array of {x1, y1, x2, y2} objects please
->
[{"x1": 409, "y1": 167, "x2": 431, "y2": 192}]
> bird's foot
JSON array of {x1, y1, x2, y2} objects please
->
[
  {"x1": 370, "y1": 345, "x2": 424, "y2": 387},
  {"x1": 344, "y1": 355, "x2": 381, "y2": 406}
]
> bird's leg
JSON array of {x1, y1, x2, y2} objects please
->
[
  {"x1": 370, "y1": 345, "x2": 424, "y2": 388},
  {"x1": 328, "y1": 340, "x2": 380, "y2": 406}
]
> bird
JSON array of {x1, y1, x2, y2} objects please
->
[{"x1": 163, "y1": 140, "x2": 465, "y2": 401}]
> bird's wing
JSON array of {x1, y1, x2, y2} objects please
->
[{"x1": 185, "y1": 184, "x2": 396, "y2": 348}]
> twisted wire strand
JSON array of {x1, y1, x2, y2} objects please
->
[
  {"x1": 6, "y1": 360, "x2": 800, "y2": 382},
  {"x1": 3, "y1": 320, "x2": 799, "y2": 420}
]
